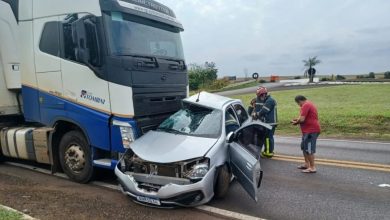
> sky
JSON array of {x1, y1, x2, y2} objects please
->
[{"x1": 158, "y1": 0, "x2": 390, "y2": 77}]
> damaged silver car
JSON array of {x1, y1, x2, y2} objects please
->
[{"x1": 115, "y1": 92, "x2": 271, "y2": 207}]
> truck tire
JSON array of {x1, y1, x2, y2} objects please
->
[
  {"x1": 59, "y1": 131, "x2": 94, "y2": 183},
  {"x1": 0, "y1": 151, "x2": 4, "y2": 163},
  {"x1": 214, "y1": 164, "x2": 231, "y2": 199}
]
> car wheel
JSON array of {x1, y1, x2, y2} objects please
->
[
  {"x1": 214, "y1": 164, "x2": 231, "y2": 199},
  {"x1": 59, "y1": 131, "x2": 94, "y2": 183}
]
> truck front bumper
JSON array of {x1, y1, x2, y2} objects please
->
[{"x1": 115, "y1": 164, "x2": 216, "y2": 207}]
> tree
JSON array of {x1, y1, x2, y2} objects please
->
[
  {"x1": 302, "y1": 56, "x2": 321, "y2": 83},
  {"x1": 368, "y1": 72, "x2": 375, "y2": 79},
  {"x1": 188, "y1": 62, "x2": 218, "y2": 90},
  {"x1": 384, "y1": 71, "x2": 390, "y2": 79}
]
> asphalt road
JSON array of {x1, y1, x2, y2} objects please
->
[
  {"x1": 1, "y1": 138, "x2": 389, "y2": 220},
  {"x1": 0, "y1": 164, "x2": 223, "y2": 220},
  {"x1": 216, "y1": 82, "x2": 342, "y2": 96},
  {"x1": 216, "y1": 82, "x2": 285, "y2": 96},
  {"x1": 275, "y1": 136, "x2": 390, "y2": 165},
  {"x1": 209, "y1": 137, "x2": 390, "y2": 220}
]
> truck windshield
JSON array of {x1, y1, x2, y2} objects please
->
[
  {"x1": 157, "y1": 103, "x2": 222, "y2": 138},
  {"x1": 105, "y1": 12, "x2": 184, "y2": 59}
]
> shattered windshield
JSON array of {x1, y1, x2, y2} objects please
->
[
  {"x1": 158, "y1": 102, "x2": 222, "y2": 138},
  {"x1": 105, "y1": 11, "x2": 184, "y2": 59}
]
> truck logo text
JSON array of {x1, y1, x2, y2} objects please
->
[{"x1": 80, "y1": 90, "x2": 106, "y2": 105}]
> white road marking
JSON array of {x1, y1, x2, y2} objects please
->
[
  {"x1": 378, "y1": 184, "x2": 390, "y2": 188},
  {"x1": 4, "y1": 162, "x2": 265, "y2": 220},
  {"x1": 196, "y1": 205, "x2": 266, "y2": 220}
]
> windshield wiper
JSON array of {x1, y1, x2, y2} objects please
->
[
  {"x1": 158, "y1": 58, "x2": 186, "y2": 70},
  {"x1": 121, "y1": 54, "x2": 159, "y2": 68},
  {"x1": 157, "y1": 127, "x2": 185, "y2": 135}
]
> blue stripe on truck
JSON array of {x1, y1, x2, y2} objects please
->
[{"x1": 21, "y1": 85, "x2": 113, "y2": 153}]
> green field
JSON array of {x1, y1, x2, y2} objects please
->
[
  {"x1": 0, "y1": 207, "x2": 22, "y2": 220},
  {"x1": 231, "y1": 84, "x2": 390, "y2": 140}
]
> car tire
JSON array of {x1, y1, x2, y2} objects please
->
[
  {"x1": 59, "y1": 131, "x2": 94, "y2": 183},
  {"x1": 214, "y1": 164, "x2": 231, "y2": 199}
]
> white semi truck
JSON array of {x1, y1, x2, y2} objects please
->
[{"x1": 0, "y1": 0, "x2": 188, "y2": 183}]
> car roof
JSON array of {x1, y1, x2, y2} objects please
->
[{"x1": 184, "y1": 91, "x2": 238, "y2": 110}]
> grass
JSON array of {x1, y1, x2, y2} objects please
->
[
  {"x1": 231, "y1": 84, "x2": 390, "y2": 140},
  {"x1": 0, "y1": 207, "x2": 23, "y2": 220}
]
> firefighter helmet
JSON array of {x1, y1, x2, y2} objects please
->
[{"x1": 256, "y1": 87, "x2": 268, "y2": 96}]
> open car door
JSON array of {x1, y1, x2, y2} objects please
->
[{"x1": 228, "y1": 121, "x2": 271, "y2": 201}]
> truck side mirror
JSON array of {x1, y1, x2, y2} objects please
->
[
  {"x1": 226, "y1": 132, "x2": 235, "y2": 143},
  {"x1": 72, "y1": 18, "x2": 90, "y2": 64},
  {"x1": 83, "y1": 17, "x2": 102, "y2": 67}
]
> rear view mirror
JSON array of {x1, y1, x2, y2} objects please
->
[
  {"x1": 72, "y1": 18, "x2": 90, "y2": 63},
  {"x1": 226, "y1": 132, "x2": 235, "y2": 143}
]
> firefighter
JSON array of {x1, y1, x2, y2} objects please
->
[{"x1": 250, "y1": 87, "x2": 278, "y2": 158}]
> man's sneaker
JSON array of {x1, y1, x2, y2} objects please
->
[{"x1": 261, "y1": 151, "x2": 274, "y2": 158}]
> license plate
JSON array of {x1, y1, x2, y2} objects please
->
[{"x1": 136, "y1": 196, "x2": 161, "y2": 206}]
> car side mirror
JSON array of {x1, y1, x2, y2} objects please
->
[{"x1": 226, "y1": 132, "x2": 235, "y2": 143}]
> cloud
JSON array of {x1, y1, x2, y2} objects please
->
[
  {"x1": 241, "y1": 53, "x2": 264, "y2": 62},
  {"x1": 158, "y1": 0, "x2": 390, "y2": 76}
]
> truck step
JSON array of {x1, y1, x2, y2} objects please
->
[{"x1": 93, "y1": 158, "x2": 117, "y2": 169}]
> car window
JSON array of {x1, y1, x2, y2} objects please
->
[
  {"x1": 233, "y1": 104, "x2": 249, "y2": 125},
  {"x1": 236, "y1": 125, "x2": 267, "y2": 157},
  {"x1": 225, "y1": 107, "x2": 240, "y2": 135},
  {"x1": 158, "y1": 103, "x2": 222, "y2": 138}
]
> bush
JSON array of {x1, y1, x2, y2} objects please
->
[
  {"x1": 188, "y1": 62, "x2": 218, "y2": 90},
  {"x1": 259, "y1": 79, "x2": 267, "y2": 83},
  {"x1": 320, "y1": 77, "x2": 331, "y2": 81},
  {"x1": 208, "y1": 79, "x2": 230, "y2": 90},
  {"x1": 294, "y1": 76, "x2": 301, "y2": 79},
  {"x1": 336, "y1": 75, "x2": 346, "y2": 80},
  {"x1": 368, "y1": 72, "x2": 375, "y2": 79},
  {"x1": 384, "y1": 71, "x2": 390, "y2": 79}
]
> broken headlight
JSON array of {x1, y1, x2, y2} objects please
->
[
  {"x1": 112, "y1": 120, "x2": 136, "y2": 149},
  {"x1": 184, "y1": 158, "x2": 210, "y2": 181}
]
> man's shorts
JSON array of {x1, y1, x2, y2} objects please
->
[{"x1": 301, "y1": 133, "x2": 320, "y2": 154}]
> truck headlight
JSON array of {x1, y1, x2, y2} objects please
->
[
  {"x1": 113, "y1": 120, "x2": 135, "y2": 149},
  {"x1": 185, "y1": 160, "x2": 209, "y2": 181}
]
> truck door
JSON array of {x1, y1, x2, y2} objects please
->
[
  {"x1": 33, "y1": 16, "x2": 63, "y2": 123},
  {"x1": 227, "y1": 122, "x2": 271, "y2": 201}
]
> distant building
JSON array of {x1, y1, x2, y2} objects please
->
[{"x1": 270, "y1": 75, "x2": 280, "y2": 82}]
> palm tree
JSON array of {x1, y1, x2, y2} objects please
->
[{"x1": 302, "y1": 56, "x2": 321, "y2": 83}]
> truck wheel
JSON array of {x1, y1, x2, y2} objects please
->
[
  {"x1": 59, "y1": 131, "x2": 94, "y2": 183},
  {"x1": 0, "y1": 152, "x2": 4, "y2": 163},
  {"x1": 214, "y1": 164, "x2": 231, "y2": 199}
]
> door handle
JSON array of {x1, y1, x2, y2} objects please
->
[{"x1": 246, "y1": 162, "x2": 252, "y2": 170}]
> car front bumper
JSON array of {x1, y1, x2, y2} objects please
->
[{"x1": 115, "y1": 164, "x2": 216, "y2": 207}]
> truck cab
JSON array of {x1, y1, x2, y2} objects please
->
[{"x1": 0, "y1": 0, "x2": 188, "y2": 183}]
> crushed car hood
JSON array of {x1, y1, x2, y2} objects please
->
[{"x1": 130, "y1": 131, "x2": 219, "y2": 163}]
